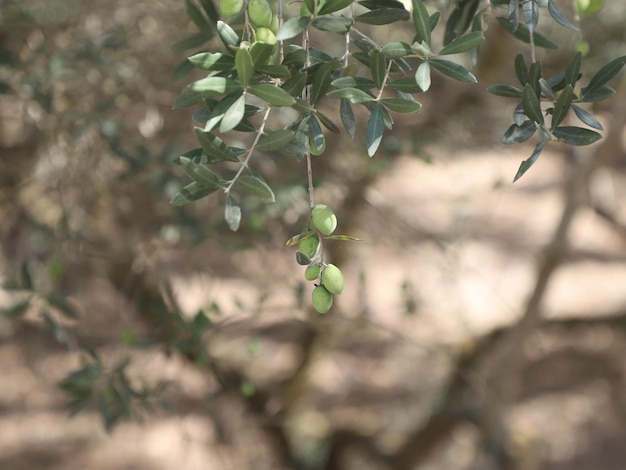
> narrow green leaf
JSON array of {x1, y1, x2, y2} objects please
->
[
  {"x1": 585, "y1": 55, "x2": 626, "y2": 93},
  {"x1": 308, "y1": 114, "x2": 326, "y2": 155},
  {"x1": 217, "y1": 21, "x2": 240, "y2": 51},
  {"x1": 513, "y1": 103, "x2": 526, "y2": 126},
  {"x1": 412, "y1": 0, "x2": 431, "y2": 45},
  {"x1": 415, "y1": 61, "x2": 431, "y2": 91},
  {"x1": 565, "y1": 52, "x2": 582, "y2": 86},
  {"x1": 340, "y1": 99, "x2": 356, "y2": 139},
  {"x1": 315, "y1": 110, "x2": 340, "y2": 134},
  {"x1": 487, "y1": 84, "x2": 523, "y2": 98},
  {"x1": 198, "y1": 0, "x2": 219, "y2": 23},
  {"x1": 502, "y1": 120, "x2": 536, "y2": 144},
  {"x1": 172, "y1": 147, "x2": 204, "y2": 165},
  {"x1": 249, "y1": 42, "x2": 274, "y2": 69},
  {"x1": 429, "y1": 11, "x2": 441, "y2": 32},
  {"x1": 327, "y1": 87, "x2": 375, "y2": 103},
  {"x1": 180, "y1": 156, "x2": 223, "y2": 188},
  {"x1": 366, "y1": 104, "x2": 384, "y2": 157},
  {"x1": 429, "y1": 58, "x2": 477, "y2": 83},
  {"x1": 236, "y1": 175, "x2": 275, "y2": 202},
  {"x1": 20, "y1": 262, "x2": 33, "y2": 290},
  {"x1": 496, "y1": 17, "x2": 558, "y2": 49},
  {"x1": 331, "y1": 76, "x2": 377, "y2": 89},
  {"x1": 439, "y1": 31, "x2": 484, "y2": 55},
  {"x1": 548, "y1": 0, "x2": 578, "y2": 30},
  {"x1": 235, "y1": 48, "x2": 254, "y2": 89},
  {"x1": 356, "y1": 8, "x2": 410, "y2": 25},
  {"x1": 276, "y1": 16, "x2": 310, "y2": 40},
  {"x1": 553, "y1": 126, "x2": 602, "y2": 145},
  {"x1": 296, "y1": 251, "x2": 311, "y2": 265},
  {"x1": 171, "y1": 59, "x2": 196, "y2": 82},
  {"x1": 185, "y1": 0, "x2": 212, "y2": 34},
  {"x1": 189, "y1": 77, "x2": 242, "y2": 96},
  {"x1": 514, "y1": 141, "x2": 546, "y2": 182},
  {"x1": 389, "y1": 77, "x2": 423, "y2": 93},
  {"x1": 285, "y1": 231, "x2": 313, "y2": 247},
  {"x1": 2, "y1": 298, "x2": 31, "y2": 318},
  {"x1": 442, "y1": 0, "x2": 479, "y2": 44},
  {"x1": 225, "y1": 195, "x2": 241, "y2": 231},
  {"x1": 539, "y1": 78, "x2": 556, "y2": 100},
  {"x1": 193, "y1": 128, "x2": 241, "y2": 162},
  {"x1": 172, "y1": 89, "x2": 203, "y2": 109},
  {"x1": 45, "y1": 293, "x2": 78, "y2": 319},
  {"x1": 514, "y1": 53, "x2": 528, "y2": 85},
  {"x1": 256, "y1": 64, "x2": 291, "y2": 79},
  {"x1": 359, "y1": 0, "x2": 406, "y2": 9},
  {"x1": 219, "y1": 94, "x2": 246, "y2": 132},
  {"x1": 42, "y1": 311, "x2": 68, "y2": 344},
  {"x1": 381, "y1": 42, "x2": 413, "y2": 59},
  {"x1": 311, "y1": 16, "x2": 353, "y2": 34},
  {"x1": 582, "y1": 85, "x2": 615, "y2": 102},
  {"x1": 551, "y1": 85, "x2": 573, "y2": 130},
  {"x1": 572, "y1": 104, "x2": 603, "y2": 130},
  {"x1": 324, "y1": 234, "x2": 362, "y2": 241},
  {"x1": 248, "y1": 83, "x2": 296, "y2": 106},
  {"x1": 528, "y1": 61, "x2": 543, "y2": 96},
  {"x1": 522, "y1": 83, "x2": 544, "y2": 124},
  {"x1": 256, "y1": 129, "x2": 296, "y2": 151},
  {"x1": 282, "y1": 72, "x2": 308, "y2": 97},
  {"x1": 172, "y1": 33, "x2": 211, "y2": 53},
  {"x1": 522, "y1": 0, "x2": 539, "y2": 34},
  {"x1": 171, "y1": 181, "x2": 221, "y2": 206},
  {"x1": 318, "y1": 0, "x2": 354, "y2": 15},
  {"x1": 310, "y1": 60, "x2": 341, "y2": 104},
  {"x1": 381, "y1": 98, "x2": 422, "y2": 113},
  {"x1": 188, "y1": 52, "x2": 234, "y2": 71},
  {"x1": 370, "y1": 49, "x2": 386, "y2": 89}
]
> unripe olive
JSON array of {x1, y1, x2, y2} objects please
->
[
  {"x1": 248, "y1": 0, "x2": 273, "y2": 28},
  {"x1": 220, "y1": 0, "x2": 244, "y2": 17},
  {"x1": 321, "y1": 264, "x2": 344, "y2": 294},
  {"x1": 299, "y1": 233, "x2": 320, "y2": 258},
  {"x1": 311, "y1": 204, "x2": 337, "y2": 236},
  {"x1": 255, "y1": 27, "x2": 276, "y2": 46},
  {"x1": 312, "y1": 285, "x2": 333, "y2": 314},
  {"x1": 305, "y1": 263, "x2": 321, "y2": 281}
]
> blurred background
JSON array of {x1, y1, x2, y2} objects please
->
[{"x1": 1, "y1": 0, "x2": 626, "y2": 469}]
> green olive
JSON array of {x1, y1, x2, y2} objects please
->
[
  {"x1": 255, "y1": 27, "x2": 276, "y2": 46},
  {"x1": 312, "y1": 285, "x2": 333, "y2": 314},
  {"x1": 305, "y1": 263, "x2": 321, "y2": 281},
  {"x1": 248, "y1": 0, "x2": 273, "y2": 28},
  {"x1": 321, "y1": 264, "x2": 344, "y2": 294},
  {"x1": 311, "y1": 204, "x2": 337, "y2": 236},
  {"x1": 220, "y1": 0, "x2": 244, "y2": 17},
  {"x1": 299, "y1": 233, "x2": 320, "y2": 258}
]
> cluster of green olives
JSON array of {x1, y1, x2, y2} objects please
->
[
  {"x1": 294, "y1": 204, "x2": 345, "y2": 314},
  {"x1": 220, "y1": 0, "x2": 277, "y2": 45}
]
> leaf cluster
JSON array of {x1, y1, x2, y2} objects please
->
[{"x1": 172, "y1": 0, "x2": 488, "y2": 230}]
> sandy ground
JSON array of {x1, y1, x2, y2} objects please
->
[{"x1": 3, "y1": 141, "x2": 626, "y2": 469}]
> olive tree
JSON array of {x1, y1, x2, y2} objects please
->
[{"x1": 170, "y1": 0, "x2": 625, "y2": 311}]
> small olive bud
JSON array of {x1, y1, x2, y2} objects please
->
[
  {"x1": 311, "y1": 204, "x2": 337, "y2": 236},
  {"x1": 220, "y1": 0, "x2": 244, "y2": 17},
  {"x1": 299, "y1": 233, "x2": 320, "y2": 258},
  {"x1": 304, "y1": 263, "x2": 321, "y2": 281},
  {"x1": 248, "y1": 0, "x2": 273, "y2": 27},
  {"x1": 321, "y1": 263, "x2": 344, "y2": 294},
  {"x1": 312, "y1": 285, "x2": 333, "y2": 314},
  {"x1": 255, "y1": 27, "x2": 276, "y2": 46}
]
